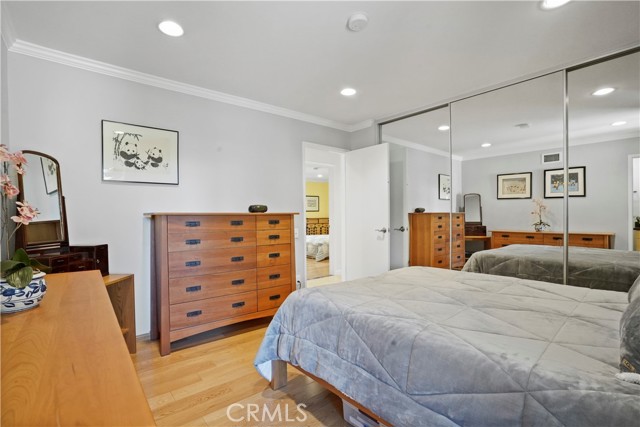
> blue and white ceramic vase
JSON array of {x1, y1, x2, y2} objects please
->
[{"x1": 0, "y1": 271, "x2": 47, "y2": 313}]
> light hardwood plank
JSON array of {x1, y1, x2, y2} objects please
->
[{"x1": 133, "y1": 319, "x2": 346, "y2": 427}]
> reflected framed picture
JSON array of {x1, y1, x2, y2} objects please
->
[
  {"x1": 305, "y1": 195, "x2": 319, "y2": 212},
  {"x1": 438, "y1": 174, "x2": 451, "y2": 200},
  {"x1": 544, "y1": 166, "x2": 586, "y2": 198},
  {"x1": 102, "y1": 120, "x2": 179, "y2": 185},
  {"x1": 40, "y1": 157, "x2": 58, "y2": 194},
  {"x1": 497, "y1": 172, "x2": 532, "y2": 199}
]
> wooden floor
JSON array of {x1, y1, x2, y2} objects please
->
[
  {"x1": 132, "y1": 319, "x2": 348, "y2": 426},
  {"x1": 307, "y1": 257, "x2": 329, "y2": 280}
]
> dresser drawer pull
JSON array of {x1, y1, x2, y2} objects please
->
[
  {"x1": 526, "y1": 235, "x2": 535, "y2": 239},
  {"x1": 437, "y1": 225, "x2": 443, "y2": 229},
  {"x1": 231, "y1": 256, "x2": 245, "y2": 262},
  {"x1": 186, "y1": 310, "x2": 202, "y2": 318},
  {"x1": 437, "y1": 260, "x2": 443, "y2": 264},
  {"x1": 268, "y1": 234, "x2": 280, "y2": 240},
  {"x1": 53, "y1": 258, "x2": 66, "y2": 266},
  {"x1": 231, "y1": 279, "x2": 245, "y2": 285},
  {"x1": 269, "y1": 294, "x2": 281, "y2": 301},
  {"x1": 501, "y1": 234, "x2": 510, "y2": 238},
  {"x1": 268, "y1": 253, "x2": 281, "y2": 258},
  {"x1": 185, "y1": 221, "x2": 200, "y2": 227},
  {"x1": 437, "y1": 248, "x2": 443, "y2": 252},
  {"x1": 269, "y1": 273, "x2": 281, "y2": 280},
  {"x1": 553, "y1": 237, "x2": 563, "y2": 241},
  {"x1": 232, "y1": 301, "x2": 245, "y2": 308},
  {"x1": 268, "y1": 219, "x2": 280, "y2": 225},
  {"x1": 230, "y1": 236, "x2": 244, "y2": 242},
  {"x1": 436, "y1": 235, "x2": 443, "y2": 240},
  {"x1": 230, "y1": 220, "x2": 244, "y2": 226},
  {"x1": 186, "y1": 285, "x2": 201, "y2": 293},
  {"x1": 437, "y1": 216, "x2": 443, "y2": 220},
  {"x1": 185, "y1": 239, "x2": 201, "y2": 245},
  {"x1": 582, "y1": 237, "x2": 593, "y2": 241},
  {"x1": 185, "y1": 261, "x2": 201, "y2": 267}
]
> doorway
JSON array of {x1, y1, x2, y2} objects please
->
[{"x1": 630, "y1": 154, "x2": 640, "y2": 251}]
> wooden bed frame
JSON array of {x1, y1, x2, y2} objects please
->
[{"x1": 270, "y1": 360, "x2": 393, "y2": 426}]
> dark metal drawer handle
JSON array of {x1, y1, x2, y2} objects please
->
[
  {"x1": 437, "y1": 248, "x2": 443, "y2": 252},
  {"x1": 553, "y1": 237, "x2": 563, "y2": 241},
  {"x1": 185, "y1": 261, "x2": 201, "y2": 267},
  {"x1": 526, "y1": 236, "x2": 535, "y2": 239},
  {"x1": 269, "y1": 220, "x2": 280, "y2": 225},
  {"x1": 186, "y1": 285, "x2": 201, "y2": 293},
  {"x1": 230, "y1": 236, "x2": 244, "y2": 242},
  {"x1": 501, "y1": 234, "x2": 510, "y2": 238},
  {"x1": 187, "y1": 310, "x2": 202, "y2": 317},
  {"x1": 185, "y1": 221, "x2": 200, "y2": 227},
  {"x1": 437, "y1": 216, "x2": 443, "y2": 220},
  {"x1": 230, "y1": 220, "x2": 244, "y2": 226},
  {"x1": 269, "y1": 273, "x2": 281, "y2": 280},
  {"x1": 53, "y1": 259, "x2": 66, "y2": 265},
  {"x1": 231, "y1": 279, "x2": 245, "y2": 285},
  {"x1": 185, "y1": 239, "x2": 201, "y2": 245},
  {"x1": 268, "y1": 234, "x2": 280, "y2": 240},
  {"x1": 268, "y1": 253, "x2": 281, "y2": 258},
  {"x1": 582, "y1": 237, "x2": 593, "y2": 241},
  {"x1": 231, "y1": 256, "x2": 245, "y2": 262},
  {"x1": 437, "y1": 225, "x2": 443, "y2": 229},
  {"x1": 269, "y1": 294, "x2": 281, "y2": 301},
  {"x1": 437, "y1": 260, "x2": 443, "y2": 264},
  {"x1": 232, "y1": 301, "x2": 245, "y2": 308}
]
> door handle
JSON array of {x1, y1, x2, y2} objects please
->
[
  {"x1": 393, "y1": 226, "x2": 406, "y2": 232},
  {"x1": 375, "y1": 227, "x2": 388, "y2": 233}
]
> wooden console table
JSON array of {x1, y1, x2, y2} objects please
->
[{"x1": 1, "y1": 271, "x2": 154, "y2": 426}]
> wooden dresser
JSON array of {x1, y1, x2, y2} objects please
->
[
  {"x1": 148, "y1": 212, "x2": 297, "y2": 355},
  {"x1": 409, "y1": 212, "x2": 465, "y2": 270},
  {"x1": 1, "y1": 271, "x2": 154, "y2": 426},
  {"x1": 490, "y1": 230, "x2": 614, "y2": 249}
]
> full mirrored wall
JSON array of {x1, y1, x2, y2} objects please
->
[{"x1": 379, "y1": 48, "x2": 639, "y2": 283}]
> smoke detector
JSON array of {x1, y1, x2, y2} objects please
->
[{"x1": 347, "y1": 12, "x2": 368, "y2": 32}]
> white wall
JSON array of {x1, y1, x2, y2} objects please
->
[
  {"x1": 7, "y1": 53, "x2": 352, "y2": 334},
  {"x1": 461, "y1": 138, "x2": 639, "y2": 250},
  {"x1": 405, "y1": 149, "x2": 462, "y2": 213}
]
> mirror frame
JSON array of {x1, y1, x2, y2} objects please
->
[
  {"x1": 15, "y1": 150, "x2": 69, "y2": 253},
  {"x1": 463, "y1": 193, "x2": 482, "y2": 225}
]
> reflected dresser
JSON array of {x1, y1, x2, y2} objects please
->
[
  {"x1": 490, "y1": 230, "x2": 614, "y2": 249},
  {"x1": 148, "y1": 212, "x2": 297, "y2": 355},
  {"x1": 409, "y1": 212, "x2": 466, "y2": 270}
]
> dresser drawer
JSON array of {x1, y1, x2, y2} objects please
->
[
  {"x1": 256, "y1": 215, "x2": 291, "y2": 230},
  {"x1": 431, "y1": 220, "x2": 449, "y2": 232},
  {"x1": 258, "y1": 285, "x2": 291, "y2": 311},
  {"x1": 433, "y1": 243, "x2": 449, "y2": 257},
  {"x1": 168, "y1": 215, "x2": 255, "y2": 233},
  {"x1": 543, "y1": 234, "x2": 564, "y2": 246},
  {"x1": 452, "y1": 240, "x2": 464, "y2": 253},
  {"x1": 429, "y1": 213, "x2": 448, "y2": 225},
  {"x1": 170, "y1": 291, "x2": 257, "y2": 330},
  {"x1": 514, "y1": 233, "x2": 544, "y2": 244},
  {"x1": 452, "y1": 213, "x2": 464, "y2": 223},
  {"x1": 68, "y1": 260, "x2": 94, "y2": 272},
  {"x1": 433, "y1": 232, "x2": 449, "y2": 244},
  {"x1": 168, "y1": 246, "x2": 257, "y2": 278},
  {"x1": 257, "y1": 244, "x2": 291, "y2": 267},
  {"x1": 452, "y1": 230, "x2": 464, "y2": 241},
  {"x1": 168, "y1": 230, "x2": 256, "y2": 252},
  {"x1": 451, "y1": 251, "x2": 465, "y2": 266},
  {"x1": 432, "y1": 255, "x2": 450, "y2": 269},
  {"x1": 257, "y1": 265, "x2": 291, "y2": 289},
  {"x1": 169, "y1": 269, "x2": 257, "y2": 304},
  {"x1": 569, "y1": 234, "x2": 606, "y2": 248},
  {"x1": 256, "y1": 229, "x2": 291, "y2": 246}
]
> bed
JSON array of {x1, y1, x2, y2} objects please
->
[
  {"x1": 462, "y1": 244, "x2": 640, "y2": 292},
  {"x1": 254, "y1": 266, "x2": 640, "y2": 426},
  {"x1": 306, "y1": 234, "x2": 329, "y2": 261}
]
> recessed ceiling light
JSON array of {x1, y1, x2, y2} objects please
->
[
  {"x1": 611, "y1": 121, "x2": 627, "y2": 126},
  {"x1": 481, "y1": 142, "x2": 492, "y2": 148},
  {"x1": 158, "y1": 20, "x2": 184, "y2": 37},
  {"x1": 317, "y1": 174, "x2": 323, "y2": 178},
  {"x1": 438, "y1": 125, "x2": 450, "y2": 131},
  {"x1": 541, "y1": 0, "x2": 571, "y2": 10},
  {"x1": 592, "y1": 87, "x2": 615, "y2": 96},
  {"x1": 346, "y1": 12, "x2": 369, "y2": 32},
  {"x1": 341, "y1": 88, "x2": 357, "y2": 96}
]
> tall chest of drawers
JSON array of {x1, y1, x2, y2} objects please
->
[
  {"x1": 148, "y1": 213, "x2": 297, "y2": 355},
  {"x1": 409, "y1": 212, "x2": 466, "y2": 270}
]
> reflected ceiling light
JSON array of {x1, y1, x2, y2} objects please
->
[
  {"x1": 541, "y1": 0, "x2": 571, "y2": 10},
  {"x1": 592, "y1": 87, "x2": 615, "y2": 96},
  {"x1": 341, "y1": 88, "x2": 357, "y2": 96},
  {"x1": 158, "y1": 20, "x2": 184, "y2": 37},
  {"x1": 481, "y1": 142, "x2": 492, "y2": 148},
  {"x1": 317, "y1": 174, "x2": 323, "y2": 178},
  {"x1": 438, "y1": 125, "x2": 450, "y2": 131},
  {"x1": 611, "y1": 121, "x2": 627, "y2": 126},
  {"x1": 114, "y1": 131, "x2": 124, "y2": 135}
]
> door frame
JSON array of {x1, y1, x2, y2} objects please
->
[{"x1": 629, "y1": 153, "x2": 640, "y2": 250}]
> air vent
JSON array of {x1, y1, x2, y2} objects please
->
[{"x1": 542, "y1": 152, "x2": 562, "y2": 164}]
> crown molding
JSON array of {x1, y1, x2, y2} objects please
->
[{"x1": 9, "y1": 39, "x2": 364, "y2": 133}]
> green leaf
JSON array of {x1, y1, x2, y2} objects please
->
[
  {"x1": 6, "y1": 266, "x2": 33, "y2": 288},
  {"x1": 29, "y1": 258, "x2": 51, "y2": 273},
  {"x1": 1, "y1": 259, "x2": 26, "y2": 277},
  {"x1": 12, "y1": 248, "x2": 31, "y2": 264}
]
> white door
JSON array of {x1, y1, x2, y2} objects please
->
[{"x1": 344, "y1": 143, "x2": 390, "y2": 280}]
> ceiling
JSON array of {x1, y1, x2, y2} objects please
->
[{"x1": 2, "y1": 1, "x2": 639, "y2": 131}]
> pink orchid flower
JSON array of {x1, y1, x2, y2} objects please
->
[{"x1": 11, "y1": 201, "x2": 39, "y2": 225}]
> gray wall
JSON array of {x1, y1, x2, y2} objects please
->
[
  {"x1": 406, "y1": 149, "x2": 462, "y2": 213},
  {"x1": 461, "y1": 138, "x2": 639, "y2": 250},
  {"x1": 7, "y1": 52, "x2": 352, "y2": 334}
]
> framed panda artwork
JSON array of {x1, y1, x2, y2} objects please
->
[{"x1": 101, "y1": 120, "x2": 179, "y2": 185}]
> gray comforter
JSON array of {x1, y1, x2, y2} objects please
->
[
  {"x1": 463, "y1": 244, "x2": 640, "y2": 292},
  {"x1": 254, "y1": 267, "x2": 640, "y2": 427}
]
